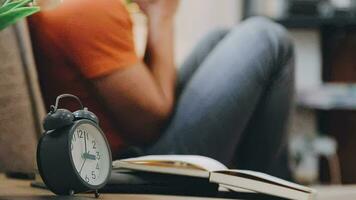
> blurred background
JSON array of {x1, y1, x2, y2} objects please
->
[
  {"x1": 3, "y1": 0, "x2": 356, "y2": 187},
  {"x1": 135, "y1": 0, "x2": 356, "y2": 185}
]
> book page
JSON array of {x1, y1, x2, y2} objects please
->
[
  {"x1": 114, "y1": 155, "x2": 228, "y2": 171},
  {"x1": 214, "y1": 170, "x2": 315, "y2": 193}
]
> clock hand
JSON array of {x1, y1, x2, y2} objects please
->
[
  {"x1": 83, "y1": 152, "x2": 96, "y2": 160},
  {"x1": 79, "y1": 158, "x2": 87, "y2": 175},
  {"x1": 84, "y1": 132, "x2": 88, "y2": 153}
]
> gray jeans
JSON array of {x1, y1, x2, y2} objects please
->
[{"x1": 145, "y1": 17, "x2": 295, "y2": 179}]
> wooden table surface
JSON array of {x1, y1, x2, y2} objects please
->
[{"x1": 2, "y1": 174, "x2": 356, "y2": 200}]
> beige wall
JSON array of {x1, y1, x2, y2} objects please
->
[
  {"x1": 175, "y1": 0, "x2": 242, "y2": 64},
  {"x1": 132, "y1": 0, "x2": 242, "y2": 64}
]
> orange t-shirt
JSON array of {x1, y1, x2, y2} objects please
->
[{"x1": 28, "y1": 0, "x2": 138, "y2": 156}]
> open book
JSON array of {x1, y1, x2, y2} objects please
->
[{"x1": 113, "y1": 155, "x2": 317, "y2": 200}]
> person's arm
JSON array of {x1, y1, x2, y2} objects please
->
[
  {"x1": 92, "y1": 0, "x2": 179, "y2": 144},
  {"x1": 142, "y1": 0, "x2": 179, "y2": 106}
]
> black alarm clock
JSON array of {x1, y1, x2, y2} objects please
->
[{"x1": 37, "y1": 94, "x2": 112, "y2": 197}]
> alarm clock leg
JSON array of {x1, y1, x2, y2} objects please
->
[
  {"x1": 69, "y1": 190, "x2": 75, "y2": 196},
  {"x1": 95, "y1": 190, "x2": 100, "y2": 198}
]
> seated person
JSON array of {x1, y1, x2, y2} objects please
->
[{"x1": 29, "y1": 0, "x2": 294, "y2": 179}]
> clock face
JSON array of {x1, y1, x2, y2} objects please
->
[{"x1": 70, "y1": 123, "x2": 111, "y2": 186}]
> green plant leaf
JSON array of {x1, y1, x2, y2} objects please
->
[
  {"x1": 0, "y1": 6, "x2": 39, "y2": 30},
  {"x1": 2, "y1": 0, "x2": 12, "y2": 6},
  {"x1": 0, "y1": 0, "x2": 32, "y2": 14}
]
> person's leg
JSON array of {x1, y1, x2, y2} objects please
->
[
  {"x1": 146, "y1": 17, "x2": 294, "y2": 178},
  {"x1": 116, "y1": 29, "x2": 229, "y2": 159},
  {"x1": 176, "y1": 29, "x2": 229, "y2": 96}
]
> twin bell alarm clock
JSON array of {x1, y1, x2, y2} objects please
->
[{"x1": 37, "y1": 94, "x2": 112, "y2": 197}]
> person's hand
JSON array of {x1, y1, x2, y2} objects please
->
[{"x1": 132, "y1": 0, "x2": 179, "y2": 20}]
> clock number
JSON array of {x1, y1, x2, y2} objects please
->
[
  {"x1": 85, "y1": 131, "x2": 89, "y2": 140},
  {"x1": 92, "y1": 140, "x2": 96, "y2": 149},
  {"x1": 85, "y1": 175, "x2": 89, "y2": 183},
  {"x1": 91, "y1": 171, "x2": 96, "y2": 179},
  {"x1": 96, "y1": 152, "x2": 100, "y2": 160},
  {"x1": 96, "y1": 163, "x2": 100, "y2": 170},
  {"x1": 77, "y1": 130, "x2": 83, "y2": 138}
]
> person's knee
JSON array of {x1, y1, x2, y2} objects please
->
[
  {"x1": 245, "y1": 17, "x2": 293, "y2": 58},
  {"x1": 241, "y1": 17, "x2": 295, "y2": 76},
  {"x1": 202, "y1": 28, "x2": 230, "y2": 46}
]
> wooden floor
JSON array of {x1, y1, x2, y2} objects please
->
[{"x1": 1, "y1": 174, "x2": 356, "y2": 200}]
